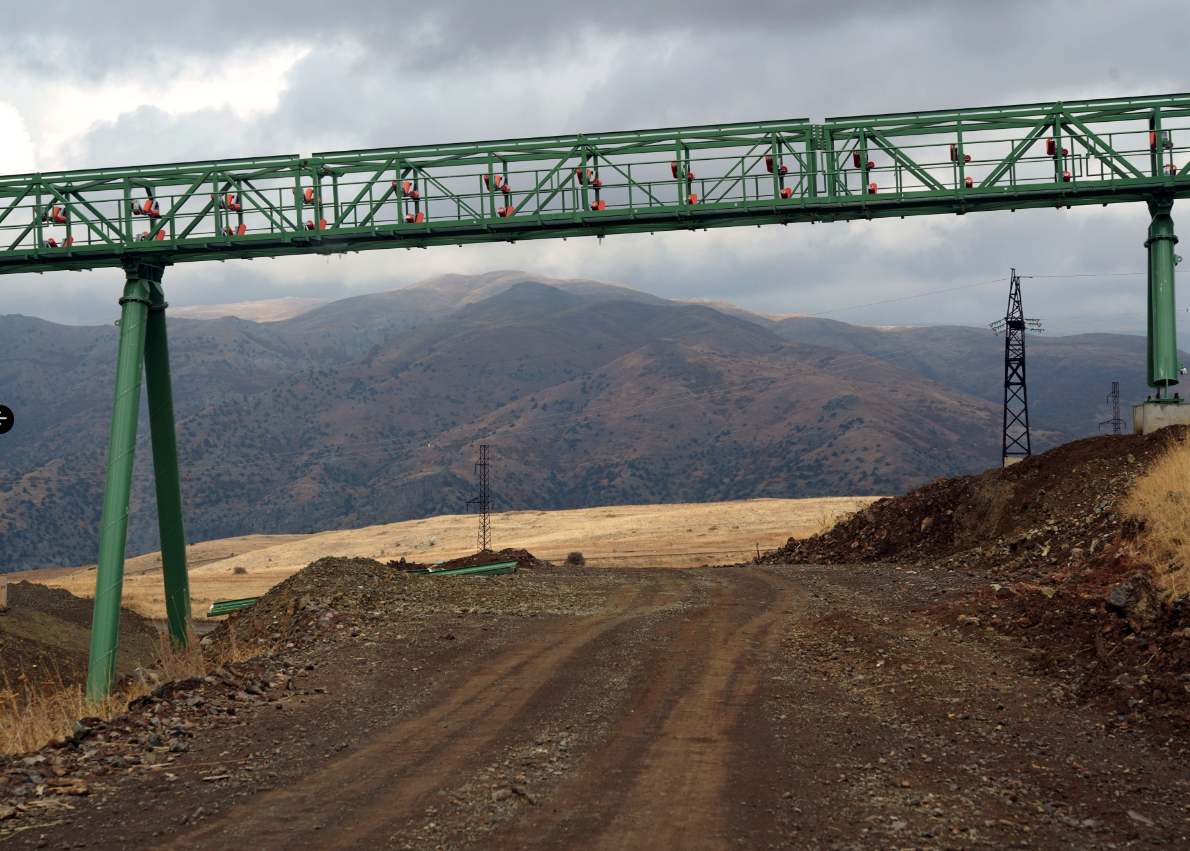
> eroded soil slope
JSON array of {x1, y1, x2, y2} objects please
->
[
  {"x1": 0, "y1": 582, "x2": 159, "y2": 690},
  {"x1": 763, "y1": 428, "x2": 1190, "y2": 732}
]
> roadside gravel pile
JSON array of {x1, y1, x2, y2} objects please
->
[
  {"x1": 0, "y1": 656, "x2": 298, "y2": 823},
  {"x1": 763, "y1": 431, "x2": 1179, "y2": 571},
  {"x1": 763, "y1": 428, "x2": 1190, "y2": 727},
  {"x1": 0, "y1": 582, "x2": 159, "y2": 690},
  {"x1": 203, "y1": 555, "x2": 620, "y2": 655},
  {"x1": 946, "y1": 576, "x2": 1190, "y2": 728}
]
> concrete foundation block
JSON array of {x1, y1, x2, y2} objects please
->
[{"x1": 1132, "y1": 401, "x2": 1190, "y2": 434}]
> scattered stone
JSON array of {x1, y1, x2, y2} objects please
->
[{"x1": 134, "y1": 667, "x2": 161, "y2": 685}]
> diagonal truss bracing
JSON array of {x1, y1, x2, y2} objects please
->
[{"x1": 4, "y1": 93, "x2": 1190, "y2": 274}]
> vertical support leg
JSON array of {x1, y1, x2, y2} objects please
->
[
  {"x1": 143, "y1": 267, "x2": 191, "y2": 650},
  {"x1": 86, "y1": 264, "x2": 152, "y2": 700},
  {"x1": 1146, "y1": 197, "x2": 1183, "y2": 394}
]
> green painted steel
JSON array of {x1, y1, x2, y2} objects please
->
[
  {"x1": 406, "y1": 560, "x2": 519, "y2": 576},
  {"x1": 208, "y1": 597, "x2": 259, "y2": 616},
  {"x1": 4, "y1": 93, "x2": 1190, "y2": 275},
  {"x1": 142, "y1": 267, "x2": 191, "y2": 648},
  {"x1": 1145, "y1": 198, "x2": 1183, "y2": 393},
  {"x1": 85, "y1": 267, "x2": 152, "y2": 700}
]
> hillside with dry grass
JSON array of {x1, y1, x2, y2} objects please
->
[{"x1": 0, "y1": 273, "x2": 1041, "y2": 571}]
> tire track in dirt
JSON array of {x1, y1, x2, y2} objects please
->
[
  {"x1": 158, "y1": 572, "x2": 689, "y2": 851},
  {"x1": 512, "y1": 568, "x2": 806, "y2": 851}
]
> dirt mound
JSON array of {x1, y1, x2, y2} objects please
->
[
  {"x1": 763, "y1": 426, "x2": 1190, "y2": 728},
  {"x1": 390, "y1": 548, "x2": 549, "y2": 572},
  {"x1": 0, "y1": 581, "x2": 159, "y2": 690},
  {"x1": 763, "y1": 429, "x2": 1180, "y2": 570},
  {"x1": 203, "y1": 552, "x2": 606, "y2": 656}
]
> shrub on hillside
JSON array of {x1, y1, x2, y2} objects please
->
[
  {"x1": 566, "y1": 551, "x2": 585, "y2": 566},
  {"x1": 1122, "y1": 436, "x2": 1190, "y2": 599}
]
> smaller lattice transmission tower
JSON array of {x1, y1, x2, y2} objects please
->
[
  {"x1": 465, "y1": 444, "x2": 492, "y2": 552},
  {"x1": 1101, "y1": 381, "x2": 1125, "y2": 434},
  {"x1": 990, "y1": 270, "x2": 1044, "y2": 466}
]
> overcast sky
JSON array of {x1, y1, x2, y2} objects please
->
[{"x1": 0, "y1": 0, "x2": 1186, "y2": 335}]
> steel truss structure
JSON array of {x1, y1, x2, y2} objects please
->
[
  {"x1": 465, "y1": 445, "x2": 492, "y2": 553},
  {"x1": 1102, "y1": 381, "x2": 1124, "y2": 434},
  {"x1": 2, "y1": 93, "x2": 1186, "y2": 697},
  {"x1": 4, "y1": 94, "x2": 1190, "y2": 273},
  {"x1": 996, "y1": 270, "x2": 1040, "y2": 465}
]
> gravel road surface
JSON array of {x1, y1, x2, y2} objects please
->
[{"x1": 10, "y1": 564, "x2": 1188, "y2": 851}]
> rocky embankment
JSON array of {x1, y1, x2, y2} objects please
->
[{"x1": 762, "y1": 428, "x2": 1190, "y2": 729}]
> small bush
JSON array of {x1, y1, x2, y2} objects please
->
[
  {"x1": 232, "y1": 566, "x2": 247, "y2": 575},
  {"x1": 1121, "y1": 436, "x2": 1190, "y2": 599},
  {"x1": 566, "y1": 551, "x2": 585, "y2": 566}
]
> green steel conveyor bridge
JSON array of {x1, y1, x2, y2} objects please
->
[{"x1": 2, "y1": 93, "x2": 1187, "y2": 697}]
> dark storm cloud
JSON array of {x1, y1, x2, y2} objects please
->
[{"x1": 0, "y1": 1, "x2": 1187, "y2": 330}]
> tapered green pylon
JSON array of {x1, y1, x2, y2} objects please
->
[
  {"x1": 86, "y1": 261, "x2": 191, "y2": 699},
  {"x1": 144, "y1": 271, "x2": 191, "y2": 651},
  {"x1": 1145, "y1": 197, "x2": 1184, "y2": 395},
  {"x1": 86, "y1": 264, "x2": 153, "y2": 699}
]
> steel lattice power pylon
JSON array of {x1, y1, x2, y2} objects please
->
[
  {"x1": 991, "y1": 270, "x2": 1043, "y2": 466},
  {"x1": 1102, "y1": 381, "x2": 1125, "y2": 434},
  {"x1": 465, "y1": 445, "x2": 492, "y2": 553},
  {"x1": 2, "y1": 92, "x2": 1187, "y2": 697}
]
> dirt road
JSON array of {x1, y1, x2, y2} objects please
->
[{"x1": 15, "y1": 565, "x2": 1189, "y2": 850}]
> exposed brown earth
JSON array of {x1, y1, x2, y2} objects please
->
[
  {"x1": 2, "y1": 558, "x2": 1187, "y2": 850},
  {"x1": 764, "y1": 428, "x2": 1190, "y2": 732},
  {"x1": 0, "y1": 582, "x2": 159, "y2": 692}
]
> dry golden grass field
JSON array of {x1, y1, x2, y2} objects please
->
[{"x1": 16, "y1": 496, "x2": 879, "y2": 619}]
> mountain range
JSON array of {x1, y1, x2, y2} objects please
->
[{"x1": 0, "y1": 270, "x2": 1176, "y2": 571}]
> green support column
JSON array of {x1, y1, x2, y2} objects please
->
[
  {"x1": 143, "y1": 267, "x2": 191, "y2": 650},
  {"x1": 1145, "y1": 197, "x2": 1183, "y2": 394},
  {"x1": 86, "y1": 263, "x2": 153, "y2": 700}
]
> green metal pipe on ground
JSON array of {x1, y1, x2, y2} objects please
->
[
  {"x1": 143, "y1": 267, "x2": 191, "y2": 650},
  {"x1": 1146, "y1": 197, "x2": 1184, "y2": 394},
  {"x1": 86, "y1": 266, "x2": 152, "y2": 700}
]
